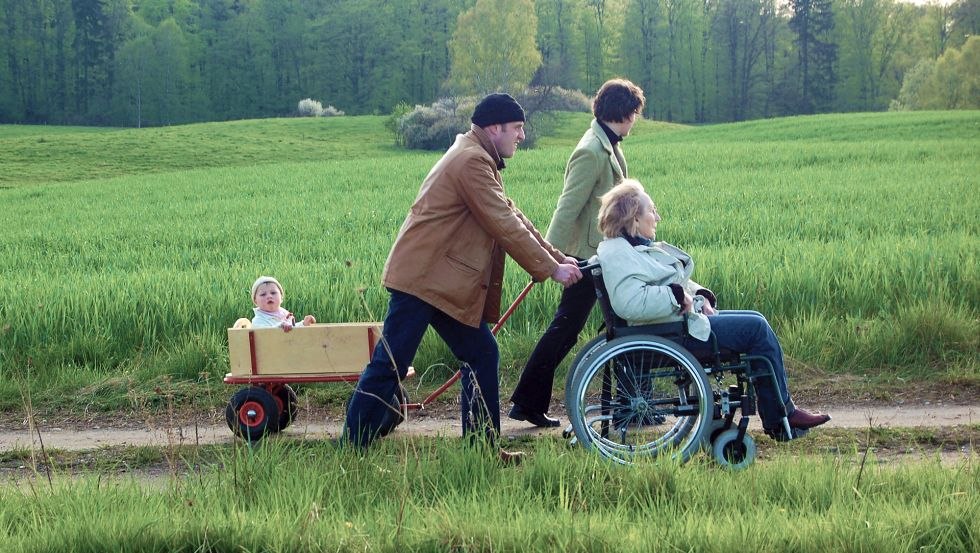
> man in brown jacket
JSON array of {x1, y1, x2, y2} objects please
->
[{"x1": 343, "y1": 93, "x2": 582, "y2": 456}]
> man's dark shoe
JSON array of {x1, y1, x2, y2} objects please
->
[
  {"x1": 787, "y1": 408, "x2": 831, "y2": 430},
  {"x1": 508, "y1": 404, "x2": 560, "y2": 428}
]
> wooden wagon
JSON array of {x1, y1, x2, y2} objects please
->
[{"x1": 223, "y1": 321, "x2": 380, "y2": 441}]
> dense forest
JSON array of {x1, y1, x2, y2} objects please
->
[{"x1": 1, "y1": 0, "x2": 976, "y2": 127}]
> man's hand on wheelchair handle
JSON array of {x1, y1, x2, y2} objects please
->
[{"x1": 551, "y1": 262, "x2": 582, "y2": 287}]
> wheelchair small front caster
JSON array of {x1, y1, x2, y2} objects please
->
[{"x1": 711, "y1": 428, "x2": 757, "y2": 470}]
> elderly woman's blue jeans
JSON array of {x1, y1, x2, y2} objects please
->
[
  {"x1": 686, "y1": 310, "x2": 795, "y2": 429},
  {"x1": 343, "y1": 289, "x2": 500, "y2": 448}
]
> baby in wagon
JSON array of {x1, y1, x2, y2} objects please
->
[{"x1": 248, "y1": 276, "x2": 316, "y2": 332}]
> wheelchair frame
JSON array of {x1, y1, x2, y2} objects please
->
[{"x1": 563, "y1": 265, "x2": 793, "y2": 469}]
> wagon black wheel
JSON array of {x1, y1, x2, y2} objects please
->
[
  {"x1": 270, "y1": 384, "x2": 299, "y2": 432},
  {"x1": 225, "y1": 386, "x2": 280, "y2": 444}
]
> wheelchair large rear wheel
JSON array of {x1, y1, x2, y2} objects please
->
[
  {"x1": 563, "y1": 334, "x2": 607, "y2": 394},
  {"x1": 565, "y1": 334, "x2": 712, "y2": 464},
  {"x1": 562, "y1": 335, "x2": 607, "y2": 441}
]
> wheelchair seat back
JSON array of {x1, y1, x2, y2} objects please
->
[
  {"x1": 590, "y1": 265, "x2": 687, "y2": 341},
  {"x1": 590, "y1": 265, "x2": 743, "y2": 367}
]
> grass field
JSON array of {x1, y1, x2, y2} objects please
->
[
  {"x1": 1, "y1": 436, "x2": 977, "y2": 552},
  {"x1": 0, "y1": 111, "x2": 977, "y2": 415},
  {"x1": 1, "y1": 112, "x2": 978, "y2": 553}
]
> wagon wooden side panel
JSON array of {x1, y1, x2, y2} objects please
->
[{"x1": 226, "y1": 323, "x2": 382, "y2": 379}]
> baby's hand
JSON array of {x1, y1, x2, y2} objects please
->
[{"x1": 302, "y1": 315, "x2": 316, "y2": 326}]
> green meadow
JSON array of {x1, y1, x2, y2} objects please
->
[
  {"x1": 0, "y1": 111, "x2": 978, "y2": 414},
  {"x1": 1, "y1": 438, "x2": 977, "y2": 552},
  {"x1": 1, "y1": 112, "x2": 978, "y2": 552}
]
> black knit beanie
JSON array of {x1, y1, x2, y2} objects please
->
[{"x1": 471, "y1": 93, "x2": 526, "y2": 127}]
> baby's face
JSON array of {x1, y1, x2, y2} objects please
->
[{"x1": 253, "y1": 282, "x2": 283, "y2": 312}]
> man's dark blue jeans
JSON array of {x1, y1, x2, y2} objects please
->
[{"x1": 343, "y1": 289, "x2": 500, "y2": 447}]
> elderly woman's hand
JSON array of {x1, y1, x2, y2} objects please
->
[
  {"x1": 692, "y1": 294, "x2": 717, "y2": 315},
  {"x1": 680, "y1": 291, "x2": 694, "y2": 314}
]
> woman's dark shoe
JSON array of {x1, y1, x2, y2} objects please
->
[
  {"x1": 787, "y1": 408, "x2": 831, "y2": 430},
  {"x1": 508, "y1": 404, "x2": 560, "y2": 428}
]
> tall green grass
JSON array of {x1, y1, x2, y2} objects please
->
[
  {"x1": 0, "y1": 111, "x2": 977, "y2": 412},
  {"x1": 0, "y1": 439, "x2": 976, "y2": 552}
]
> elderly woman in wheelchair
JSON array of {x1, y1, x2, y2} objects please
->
[{"x1": 563, "y1": 179, "x2": 829, "y2": 468}]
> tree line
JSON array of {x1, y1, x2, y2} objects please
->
[{"x1": 1, "y1": 0, "x2": 976, "y2": 128}]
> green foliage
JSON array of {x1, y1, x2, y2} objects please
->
[
  {"x1": 0, "y1": 440, "x2": 977, "y2": 551},
  {"x1": 949, "y1": 0, "x2": 980, "y2": 50},
  {"x1": 788, "y1": 0, "x2": 838, "y2": 114},
  {"x1": 448, "y1": 0, "x2": 542, "y2": 95},
  {"x1": 1, "y1": 0, "x2": 977, "y2": 126},
  {"x1": 384, "y1": 102, "x2": 414, "y2": 145},
  {"x1": 892, "y1": 36, "x2": 980, "y2": 111}
]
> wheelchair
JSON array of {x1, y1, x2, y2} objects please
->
[{"x1": 563, "y1": 264, "x2": 795, "y2": 469}]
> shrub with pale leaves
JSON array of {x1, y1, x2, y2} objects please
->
[
  {"x1": 396, "y1": 97, "x2": 471, "y2": 150},
  {"x1": 393, "y1": 88, "x2": 589, "y2": 151},
  {"x1": 297, "y1": 98, "x2": 345, "y2": 117},
  {"x1": 514, "y1": 86, "x2": 591, "y2": 114}
]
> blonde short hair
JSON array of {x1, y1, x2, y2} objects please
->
[{"x1": 598, "y1": 179, "x2": 649, "y2": 239}]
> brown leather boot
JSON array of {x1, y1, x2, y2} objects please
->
[{"x1": 787, "y1": 407, "x2": 831, "y2": 430}]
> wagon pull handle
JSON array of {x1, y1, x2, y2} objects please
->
[
  {"x1": 491, "y1": 279, "x2": 535, "y2": 336},
  {"x1": 411, "y1": 278, "x2": 537, "y2": 410}
]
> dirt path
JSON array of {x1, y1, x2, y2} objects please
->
[{"x1": 2, "y1": 402, "x2": 976, "y2": 452}]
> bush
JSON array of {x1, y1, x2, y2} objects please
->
[
  {"x1": 889, "y1": 60, "x2": 934, "y2": 111},
  {"x1": 384, "y1": 102, "x2": 413, "y2": 146},
  {"x1": 890, "y1": 36, "x2": 980, "y2": 111},
  {"x1": 395, "y1": 97, "x2": 472, "y2": 150},
  {"x1": 392, "y1": 87, "x2": 589, "y2": 151},
  {"x1": 514, "y1": 86, "x2": 591, "y2": 114},
  {"x1": 297, "y1": 98, "x2": 345, "y2": 117}
]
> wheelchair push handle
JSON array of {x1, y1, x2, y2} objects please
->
[
  {"x1": 496, "y1": 258, "x2": 597, "y2": 335},
  {"x1": 577, "y1": 258, "x2": 600, "y2": 273}
]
